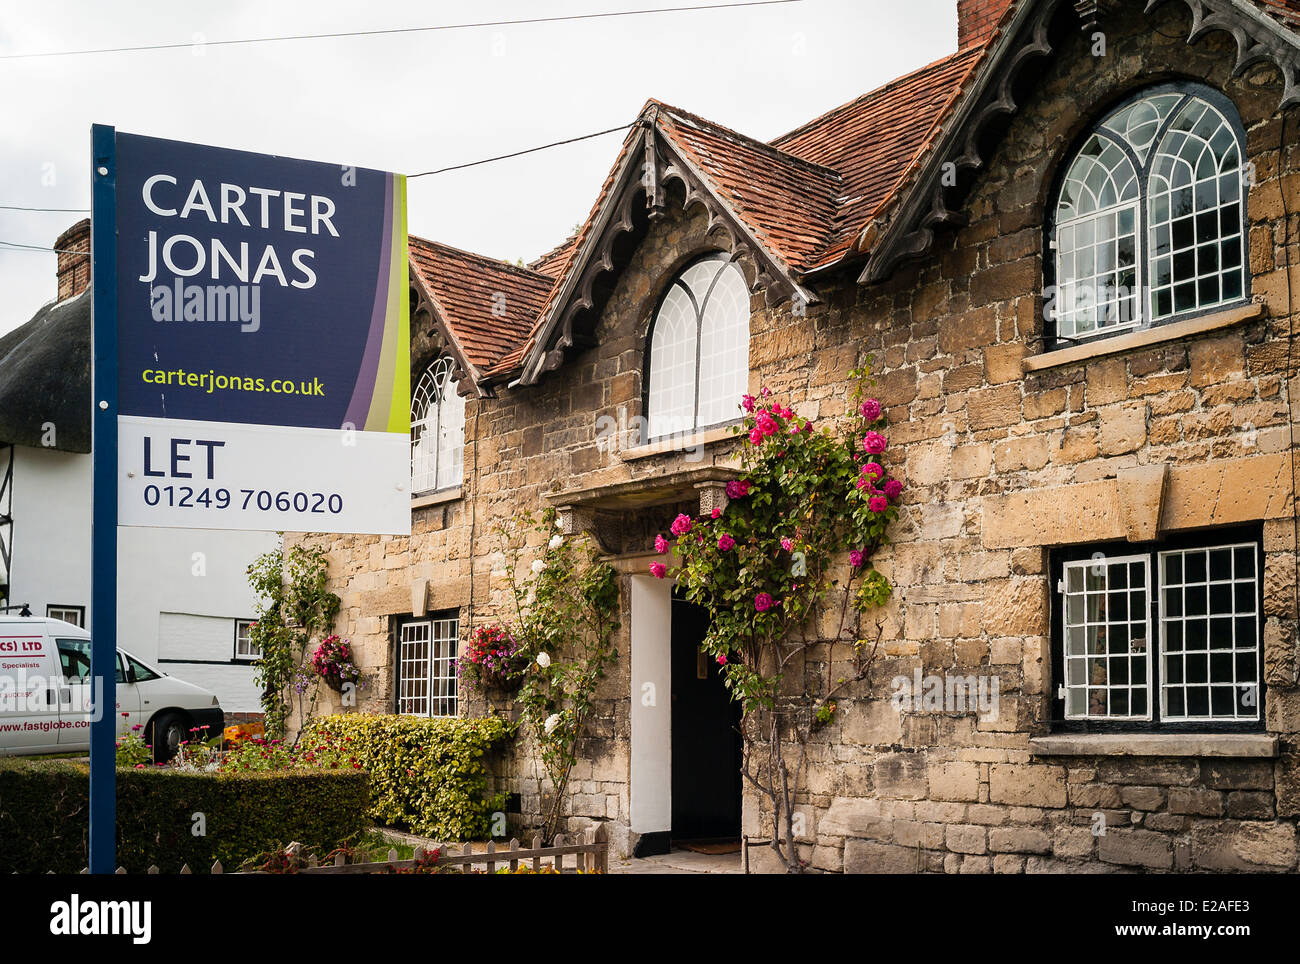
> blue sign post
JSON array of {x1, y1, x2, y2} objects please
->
[{"x1": 89, "y1": 124, "x2": 119, "y2": 875}]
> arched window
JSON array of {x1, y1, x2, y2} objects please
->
[
  {"x1": 646, "y1": 255, "x2": 750, "y2": 439},
  {"x1": 410, "y1": 356, "x2": 464, "y2": 494},
  {"x1": 1050, "y1": 85, "x2": 1247, "y2": 342}
]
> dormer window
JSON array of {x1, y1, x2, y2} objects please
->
[
  {"x1": 1049, "y1": 84, "x2": 1248, "y2": 344},
  {"x1": 410, "y1": 356, "x2": 464, "y2": 495},
  {"x1": 645, "y1": 254, "x2": 751, "y2": 440}
]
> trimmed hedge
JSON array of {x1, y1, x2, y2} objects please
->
[
  {"x1": 301, "y1": 714, "x2": 514, "y2": 840},
  {"x1": 0, "y1": 758, "x2": 368, "y2": 873}
]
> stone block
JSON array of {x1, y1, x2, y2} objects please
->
[{"x1": 989, "y1": 764, "x2": 1067, "y2": 808}]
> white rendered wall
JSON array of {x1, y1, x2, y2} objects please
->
[{"x1": 8, "y1": 445, "x2": 277, "y2": 714}]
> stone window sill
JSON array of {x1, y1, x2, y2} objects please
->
[
  {"x1": 620, "y1": 425, "x2": 739, "y2": 461},
  {"x1": 1029, "y1": 732, "x2": 1278, "y2": 758},
  {"x1": 411, "y1": 486, "x2": 462, "y2": 509},
  {"x1": 1021, "y1": 301, "x2": 1265, "y2": 373}
]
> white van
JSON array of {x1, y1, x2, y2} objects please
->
[{"x1": 0, "y1": 614, "x2": 224, "y2": 760}]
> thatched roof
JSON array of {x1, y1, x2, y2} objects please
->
[{"x1": 0, "y1": 287, "x2": 91, "y2": 453}]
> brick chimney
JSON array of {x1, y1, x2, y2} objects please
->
[
  {"x1": 55, "y1": 218, "x2": 90, "y2": 300},
  {"x1": 957, "y1": 0, "x2": 1014, "y2": 48}
]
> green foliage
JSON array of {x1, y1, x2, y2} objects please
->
[
  {"x1": 246, "y1": 544, "x2": 342, "y2": 739},
  {"x1": 301, "y1": 714, "x2": 515, "y2": 841},
  {"x1": 0, "y1": 757, "x2": 367, "y2": 873},
  {"x1": 668, "y1": 370, "x2": 899, "y2": 713},
  {"x1": 498, "y1": 509, "x2": 620, "y2": 841}
]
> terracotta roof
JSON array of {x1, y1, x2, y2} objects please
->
[
  {"x1": 529, "y1": 235, "x2": 580, "y2": 278},
  {"x1": 408, "y1": 235, "x2": 556, "y2": 374},
  {"x1": 770, "y1": 45, "x2": 989, "y2": 268},
  {"x1": 1256, "y1": 0, "x2": 1300, "y2": 30},
  {"x1": 653, "y1": 102, "x2": 843, "y2": 271}
]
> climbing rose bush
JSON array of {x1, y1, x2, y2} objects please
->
[{"x1": 650, "y1": 368, "x2": 901, "y2": 710}]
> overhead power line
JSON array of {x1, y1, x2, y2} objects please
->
[
  {"x1": 0, "y1": 0, "x2": 801, "y2": 60},
  {"x1": 0, "y1": 204, "x2": 91, "y2": 213},
  {"x1": 408, "y1": 122, "x2": 635, "y2": 177}
]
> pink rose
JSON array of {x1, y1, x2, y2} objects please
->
[
  {"x1": 741, "y1": 394, "x2": 756, "y2": 413},
  {"x1": 754, "y1": 592, "x2": 774, "y2": 612},
  {"x1": 862, "y1": 462, "x2": 884, "y2": 482},
  {"x1": 849, "y1": 549, "x2": 864, "y2": 568},
  {"x1": 780, "y1": 537, "x2": 793, "y2": 551},
  {"x1": 654, "y1": 534, "x2": 669, "y2": 554},
  {"x1": 760, "y1": 386, "x2": 771, "y2": 397},
  {"x1": 757, "y1": 412, "x2": 779, "y2": 436},
  {"x1": 863, "y1": 431, "x2": 888, "y2": 455},
  {"x1": 749, "y1": 428, "x2": 764, "y2": 445},
  {"x1": 716, "y1": 654, "x2": 727, "y2": 665},
  {"x1": 855, "y1": 476, "x2": 871, "y2": 490},
  {"x1": 650, "y1": 563, "x2": 667, "y2": 579},
  {"x1": 711, "y1": 507, "x2": 721, "y2": 519},
  {"x1": 670, "y1": 513, "x2": 693, "y2": 537},
  {"x1": 860, "y1": 398, "x2": 882, "y2": 421},
  {"x1": 869, "y1": 495, "x2": 889, "y2": 513},
  {"x1": 725, "y1": 480, "x2": 750, "y2": 499},
  {"x1": 884, "y1": 478, "x2": 903, "y2": 499},
  {"x1": 717, "y1": 534, "x2": 735, "y2": 551}
]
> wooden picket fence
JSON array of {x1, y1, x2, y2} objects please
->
[{"x1": 74, "y1": 824, "x2": 609, "y2": 875}]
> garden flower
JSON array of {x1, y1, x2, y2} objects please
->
[
  {"x1": 717, "y1": 533, "x2": 735, "y2": 551},
  {"x1": 862, "y1": 462, "x2": 884, "y2": 482},
  {"x1": 544, "y1": 714, "x2": 562, "y2": 736},
  {"x1": 849, "y1": 549, "x2": 864, "y2": 568},
  {"x1": 711, "y1": 507, "x2": 721, "y2": 519},
  {"x1": 536, "y1": 652, "x2": 552, "y2": 668},
  {"x1": 749, "y1": 428, "x2": 764, "y2": 445},
  {"x1": 863, "y1": 431, "x2": 888, "y2": 455},
  {"x1": 650, "y1": 562, "x2": 667, "y2": 579},
  {"x1": 654, "y1": 533, "x2": 669, "y2": 553},
  {"x1": 754, "y1": 592, "x2": 774, "y2": 612},
  {"x1": 670, "y1": 513, "x2": 693, "y2": 536},
  {"x1": 860, "y1": 398, "x2": 882, "y2": 420},
  {"x1": 725, "y1": 479, "x2": 750, "y2": 499},
  {"x1": 716, "y1": 654, "x2": 727, "y2": 665},
  {"x1": 855, "y1": 475, "x2": 871, "y2": 490},
  {"x1": 531, "y1": 559, "x2": 546, "y2": 574},
  {"x1": 869, "y1": 495, "x2": 889, "y2": 513},
  {"x1": 760, "y1": 386, "x2": 771, "y2": 397},
  {"x1": 884, "y1": 478, "x2": 903, "y2": 499},
  {"x1": 781, "y1": 537, "x2": 793, "y2": 551},
  {"x1": 756, "y1": 412, "x2": 779, "y2": 436},
  {"x1": 549, "y1": 534, "x2": 564, "y2": 550},
  {"x1": 741, "y1": 393, "x2": 756, "y2": 412}
]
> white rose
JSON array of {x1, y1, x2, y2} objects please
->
[
  {"x1": 531, "y1": 559, "x2": 546, "y2": 574},
  {"x1": 536, "y1": 651, "x2": 552, "y2": 668},
  {"x1": 549, "y1": 534, "x2": 564, "y2": 550},
  {"x1": 544, "y1": 713, "x2": 562, "y2": 735},
  {"x1": 555, "y1": 517, "x2": 564, "y2": 529}
]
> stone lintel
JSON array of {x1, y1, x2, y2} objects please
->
[{"x1": 982, "y1": 453, "x2": 1293, "y2": 549}]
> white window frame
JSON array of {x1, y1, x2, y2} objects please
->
[
  {"x1": 1049, "y1": 84, "x2": 1248, "y2": 346},
  {"x1": 1056, "y1": 539, "x2": 1263, "y2": 726},
  {"x1": 397, "y1": 615, "x2": 459, "y2": 717},
  {"x1": 47, "y1": 605, "x2": 84, "y2": 627},
  {"x1": 1157, "y1": 542, "x2": 1261, "y2": 723},
  {"x1": 1059, "y1": 554, "x2": 1153, "y2": 722},
  {"x1": 410, "y1": 356, "x2": 465, "y2": 496},
  {"x1": 645, "y1": 254, "x2": 751, "y2": 440},
  {"x1": 234, "y1": 618, "x2": 260, "y2": 661}
]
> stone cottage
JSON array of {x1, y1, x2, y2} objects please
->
[{"x1": 291, "y1": 0, "x2": 1300, "y2": 872}]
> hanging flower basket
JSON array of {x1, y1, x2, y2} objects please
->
[
  {"x1": 310, "y1": 635, "x2": 363, "y2": 692},
  {"x1": 457, "y1": 624, "x2": 527, "y2": 695}
]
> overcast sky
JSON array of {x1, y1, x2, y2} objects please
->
[{"x1": 0, "y1": 0, "x2": 958, "y2": 336}]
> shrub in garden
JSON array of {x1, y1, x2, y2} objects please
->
[
  {"x1": 300, "y1": 714, "x2": 514, "y2": 841},
  {"x1": 0, "y1": 758, "x2": 368, "y2": 873}
]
